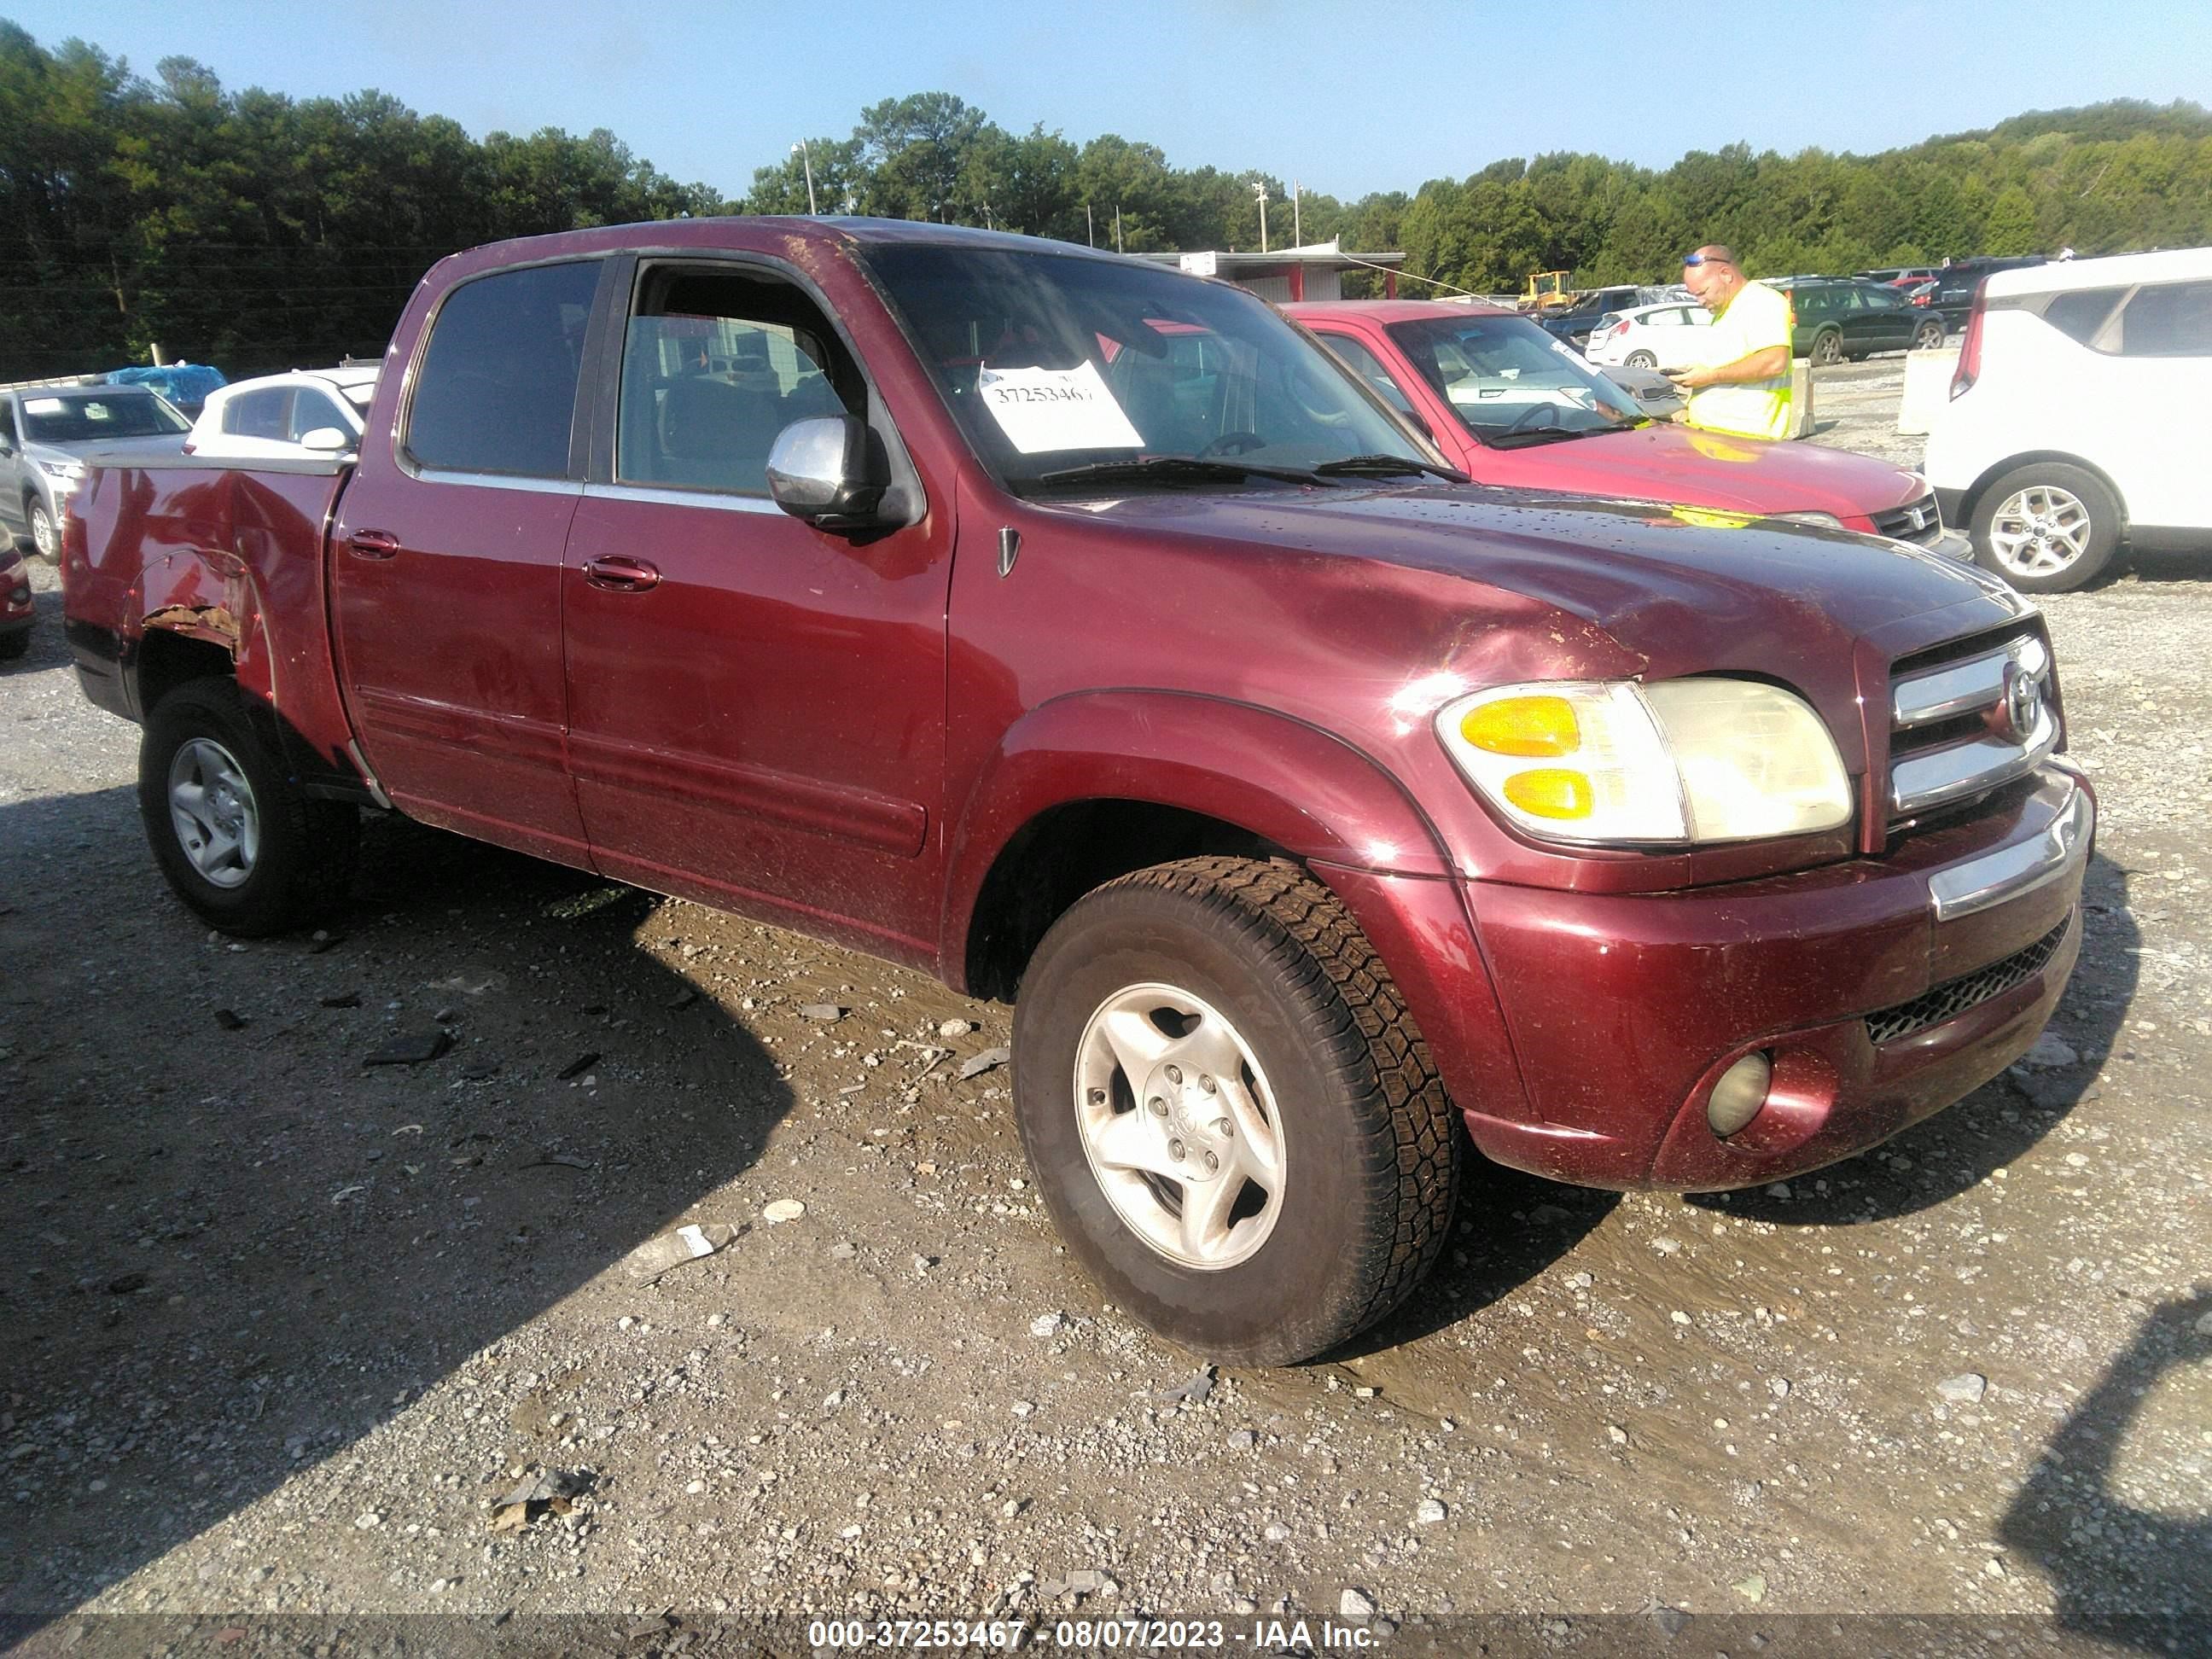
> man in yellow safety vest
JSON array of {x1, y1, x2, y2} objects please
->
[{"x1": 1670, "y1": 245, "x2": 1794, "y2": 441}]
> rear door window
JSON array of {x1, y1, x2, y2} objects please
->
[
  {"x1": 224, "y1": 389, "x2": 289, "y2": 440},
  {"x1": 405, "y1": 260, "x2": 600, "y2": 478},
  {"x1": 2116, "y1": 280, "x2": 2212, "y2": 357}
]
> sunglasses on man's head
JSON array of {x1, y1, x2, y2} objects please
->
[{"x1": 1682, "y1": 253, "x2": 1708, "y2": 266}]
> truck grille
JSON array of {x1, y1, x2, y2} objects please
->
[
  {"x1": 1864, "y1": 917, "x2": 2070, "y2": 1046},
  {"x1": 1886, "y1": 627, "x2": 2057, "y2": 826},
  {"x1": 1871, "y1": 494, "x2": 1944, "y2": 545}
]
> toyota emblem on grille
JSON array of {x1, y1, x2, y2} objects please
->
[{"x1": 1995, "y1": 660, "x2": 2045, "y2": 744}]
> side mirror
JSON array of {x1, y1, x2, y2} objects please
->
[
  {"x1": 765, "y1": 416, "x2": 888, "y2": 530},
  {"x1": 299, "y1": 427, "x2": 352, "y2": 454}
]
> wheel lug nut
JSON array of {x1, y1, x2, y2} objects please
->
[
  {"x1": 1148, "y1": 1097, "x2": 1167, "y2": 1116},
  {"x1": 1203, "y1": 1151, "x2": 1219, "y2": 1172},
  {"x1": 1169, "y1": 1139, "x2": 1185, "y2": 1161},
  {"x1": 1087, "y1": 1088, "x2": 1106, "y2": 1106},
  {"x1": 1199, "y1": 1074, "x2": 1216, "y2": 1093},
  {"x1": 1164, "y1": 1064, "x2": 1182, "y2": 1086},
  {"x1": 1215, "y1": 1118, "x2": 1232, "y2": 1137}
]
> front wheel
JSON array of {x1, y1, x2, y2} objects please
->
[
  {"x1": 26, "y1": 498, "x2": 57, "y2": 561},
  {"x1": 1013, "y1": 857, "x2": 1462, "y2": 1365},
  {"x1": 1970, "y1": 463, "x2": 2122, "y2": 593},
  {"x1": 138, "y1": 678, "x2": 358, "y2": 934},
  {"x1": 1810, "y1": 329, "x2": 1842, "y2": 366},
  {"x1": 1624, "y1": 350, "x2": 1657, "y2": 370},
  {"x1": 1912, "y1": 320, "x2": 1946, "y2": 351}
]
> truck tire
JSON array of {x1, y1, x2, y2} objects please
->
[
  {"x1": 138, "y1": 678, "x2": 358, "y2": 936},
  {"x1": 1012, "y1": 856, "x2": 1461, "y2": 1365},
  {"x1": 1969, "y1": 462, "x2": 2122, "y2": 593}
]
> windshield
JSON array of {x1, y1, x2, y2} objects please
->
[
  {"x1": 863, "y1": 244, "x2": 1428, "y2": 490},
  {"x1": 1383, "y1": 315, "x2": 1645, "y2": 446},
  {"x1": 22, "y1": 392, "x2": 190, "y2": 444}
]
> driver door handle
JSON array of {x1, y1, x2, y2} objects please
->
[{"x1": 584, "y1": 554, "x2": 661, "y2": 592}]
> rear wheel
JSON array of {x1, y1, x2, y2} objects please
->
[
  {"x1": 1624, "y1": 350, "x2": 1657, "y2": 370},
  {"x1": 1810, "y1": 329, "x2": 1842, "y2": 366},
  {"x1": 1912, "y1": 319, "x2": 1947, "y2": 351},
  {"x1": 138, "y1": 678, "x2": 358, "y2": 934},
  {"x1": 1013, "y1": 857, "x2": 1461, "y2": 1365},
  {"x1": 1970, "y1": 463, "x2": 2122, "y2": 593}
]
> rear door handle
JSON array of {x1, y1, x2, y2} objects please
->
[
  {"x1": 346, "y1": 529, "x2": 401, "y2": 559},
  {"x1": 584, "y1": 554, "x2": 661, "y2": 592}
]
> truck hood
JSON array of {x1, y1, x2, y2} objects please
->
[
  {"x1": 1045, "y1": 480, "x2": 2031, "y2": 684},
  {"x1": 1486, "y1": 423, "x2": 1927, "y2": 521}
]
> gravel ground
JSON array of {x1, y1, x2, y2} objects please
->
[{"x1": 2, "y1": 377, "x2": 2206, "y2": 1655}]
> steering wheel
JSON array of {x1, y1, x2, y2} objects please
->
[
  {"x1": 1505, "y1": 402, "x2": 1563, "y2": 436},
  {"x1": 1196, "y1": 430, "x2": 1266, "y2": 457}
]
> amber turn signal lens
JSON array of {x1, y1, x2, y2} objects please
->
[
  {"x1": 1501, "y1": 768, "x2": 1594, "y2": 819},
  {"x1": 1460, "y1": 695, "x2": 1580, "y2": 758}
]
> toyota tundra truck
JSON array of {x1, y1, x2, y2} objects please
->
[{"x1": 61, "y1": 218, "x2": 2094, "y2": 1365}]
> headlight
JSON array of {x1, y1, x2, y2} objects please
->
[
  {"x1": 1436, "y1": 679, "x2": 1853, "y2": 846},
  {"x1": 35, "y1": 458, "x2": 84, "y2": 483},
  {"x1": 1768, "y1": 510, "x2": 1843, "y2": 529}
]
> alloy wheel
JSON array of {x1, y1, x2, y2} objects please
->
[
  {"x1": 1988, "y1": 483, "x2": 2093, "y2": 579},
  {"x1": 1071, "y1": 981, "x2": 1285, "y2": 1271},
  {"x1": 167, "y1": 736, "x2": 261, "y2": 888}
]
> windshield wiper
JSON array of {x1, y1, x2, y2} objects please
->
[
  {"x1": 1025, "y1": 456, "x2": 1330, "y2": 492},
  {"x1": 1483, "y1": 425, "x2": 1604, "y2": 450},
  {"x1": 1312, "y1": 454, "x2": 1469, "y2": 482}
]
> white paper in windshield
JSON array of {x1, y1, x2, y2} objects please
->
[
  {"x1": 976, "y1": 361, "x2": 1143, "y2": 454},
  {"x1": 23, "y1": 398, "x2": 63, "y2": 415}
]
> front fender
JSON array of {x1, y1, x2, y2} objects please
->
[{"x1": 939, "y1": 688, "x2": 1451, "y2": 977}]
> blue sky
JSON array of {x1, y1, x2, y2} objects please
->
[{"x1": 12, "y1": 0, "x2": 2209, "y2": 201}]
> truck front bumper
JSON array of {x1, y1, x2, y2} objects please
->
[{"x1": 1323, "y1": 764, "x2": 2093, "y2": 1192}]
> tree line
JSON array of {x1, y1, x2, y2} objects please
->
[{"x1": 4, "y1": 18, "x2": 2208, "y2": 380}]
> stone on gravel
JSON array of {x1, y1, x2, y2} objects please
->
[
  {"x1": 1339, "y1": 1588, "x2": 1376, "y2": 1618},
  {"x1": 938, "y1": 1019, "x2": 975, "y2": 1039},
  {"x1": 555, "y1": 1051, "x2": 599, "y2": 1080},
  {"x1": 364, "y1": 1029, "x2": 452, "y2": 1067},
  {"x1": 1732, "y1": 1573, "x2": 1767, "y2": 1604},
  {"x1": 1936, "y1": 1372, "x2": 1988, "y2": 1405},
  {"x1": 958, "y1": 1045, "x2": 1011, "y2": 1080},
  {"x1": 1415, "y1": 1499, "x2": 1447, "y2": 1525},
  {"x1": 799, "y1": 1003, "x2": 846, "y2": 1022},
  {"x1": 1030, "y1": 1313, "x2": 1066, "y2": 1338},
  {"x1": 2019, "y1": 1033, "x2": 2080, "y2": 1070}
]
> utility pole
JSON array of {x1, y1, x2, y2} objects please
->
[
  {"x1": 1293, "y1": 180, "x2": 1301, "y2": 247},
  {"x1": 1254, "y1": 181, "x2": 1269, "y2": 254},
  {"x1": 790, "y1": 141, "x2": 818, "y2": 215},
  {"x1": 1086, "y1": 203, "x2": 1094, "y2": 247},
  {"x1": 1115, "y1": 206, "x2": 1124, "y2": 253}
]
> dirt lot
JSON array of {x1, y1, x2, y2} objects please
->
[{"x1": 3, "y1": 367, "x2": 2207, "y2": 1656}]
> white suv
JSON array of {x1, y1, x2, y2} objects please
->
[
  {"x1": 183, "y1": 366, "x2": 378, "y2": 462},
  {"x1": 1925, "y1": 247, "x2": 2212, "y2": 591}
]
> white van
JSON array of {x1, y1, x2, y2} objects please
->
[{"x1": 1924, "y1": 247, "x2": 2212, "y2": 591}]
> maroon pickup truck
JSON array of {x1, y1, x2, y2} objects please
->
[{"x1": 63, "y1": 219, "x2": 2093, "y2": 1365}]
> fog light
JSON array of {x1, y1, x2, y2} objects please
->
[{"x1": 1707, "y1": 1052, "x2": 1773, "y2": 1138}]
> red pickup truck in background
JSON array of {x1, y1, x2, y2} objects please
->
[{"x1": 63, "y1": 219, "x2": 2093, "y2": 1364}]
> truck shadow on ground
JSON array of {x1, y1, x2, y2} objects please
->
[
  {"x1": 1690, "y1": 850, "x2": 2138, "y2": 1228},
  {"x1": 0, "y1": 792, "x2": 794, "y2": 1621},
  {"x1": 1999, "y1": 1288, "x2": 2211, "y2": 1650}
]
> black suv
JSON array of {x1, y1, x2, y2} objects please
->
[{"x1": 1922, "y1": 257, "x2": 2049, "y2": 329}]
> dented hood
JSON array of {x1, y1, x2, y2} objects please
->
[{"x1": 1054, "y1": 481, "x2": 2030, "y2": 674}]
